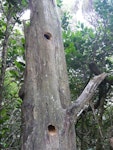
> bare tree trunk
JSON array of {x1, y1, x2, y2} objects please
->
[
  {"x1": 21, "y1": 0, "x2": 76, "y2": 149},
  {"x1": 21, "y1": 0, "x2": 107, "y2": 149}
]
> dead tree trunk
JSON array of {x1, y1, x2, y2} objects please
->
[{"x1": 21, "y1": 0, "x2": 106, "y2": 149}]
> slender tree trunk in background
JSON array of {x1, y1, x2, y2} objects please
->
[
  {"x1": 21, "y1": 0, "x2": 107, "y2": 149},
  {"x1": 0, "y1": 18, "x2": 11, "y2": 107},
  {"x1": 81, "y1": 115, "x2": 86, "y2": 150},
  {"x1": 96, "y1": 97, "x2": 105, "y2": 150}
]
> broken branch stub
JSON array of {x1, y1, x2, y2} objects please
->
[{"x1": 67, "y1": 73, "x2": 107, "y2": 116}]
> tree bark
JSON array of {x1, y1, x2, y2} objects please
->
[
  {"x1": 21, "y1": 0, "x2": 107, "y2": 149},
  {"x1": 21, "y1": 0, "x2": 76, "y2": 149}
]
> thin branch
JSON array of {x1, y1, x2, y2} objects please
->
[{"x1": 67, "y1": 73, "x2": 107, "y2": 116}]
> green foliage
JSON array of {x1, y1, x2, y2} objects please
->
[
  {"x1": 0, "y1": 0, "x2": 26, "y2": 149},
  {"x1": 0, "y1": 71, "x2": 22, "y2": 149},
  {"x1": 0, "y1": 18, "x2": 7, "y2": 39},
  {"x1": 63, "y1": 23, "x2": 96, "y2": 99},
  {"x1": 63, "y1": 1, "x2": 113, "y2": 148},
  {"x1": 7, "y1": 29, "x2": 25, "y2": 66},
  {"x1": 56, "y1": 0, "x2": 63, "y2": 7},
  {"x1": 1, "y1": 0, "x2": 28, "y2": 24},
  {"x1": 61, "y1": 12, "x2": 71, "y2": 30},
  {"x1": 0, "y1": 28, "x2": 24, "y2": 148}
]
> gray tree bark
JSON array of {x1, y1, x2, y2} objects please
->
[{"x1": 21, "y1": 0, "x2": 106, "y2": 149}]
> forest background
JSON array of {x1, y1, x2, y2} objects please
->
[{"x1": 0, "y1": 0, "x2": 113, "y2": 149}]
